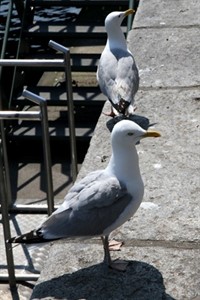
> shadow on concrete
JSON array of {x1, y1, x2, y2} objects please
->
[{"x1": 31, "y1": 261, "x2": 175, "y2": 300}]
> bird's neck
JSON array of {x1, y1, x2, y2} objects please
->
[
  {"x1": 107, "y1": 145, "x2": 141, "y2": 183},
  {"x1": 106, "y1": 28, "x2": 127, "y2": 51}
]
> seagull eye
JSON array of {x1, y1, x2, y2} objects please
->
[{"x1": 127, "y1": 132, "x2": 134, "y2": 136}]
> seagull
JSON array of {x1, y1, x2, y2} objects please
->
[
  {"x1": 8, "y1": 120, "x2": 160, "y2": 270},
  {"x1": 97, "y1": 9, "x2": 139, "y2": 117}
]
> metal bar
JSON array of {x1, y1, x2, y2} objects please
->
[
  {"x1": 49, "y1": 40, "x2": 78, "y2": 182},
  {"x1": 22, "y1": 89, "x2": 54, "y2": 215},
  {"x1": 0, "y1": 121, "x2": 13, "y2": 207},
  {"x1": 40, "y1": 99, "x2": 54, "y2": 215},
  {"x1": 22, "y1": 89, "x2": 46, "y2": 106},
  {"x1": 8, "y1": 0, "x2": 28, "y2": 108},
  {"x1": 49, "y1": 40, "x2": 69, "y2": 54},
  {"x1": 0, "y1": 59, "x2": 64, "y2": 67},
  {"x1": 0, "y1": 2, "x2": 17, "y2": 284},
  {"x1": 0, "y1": 1, "x2": 14, "y2": 61},
  {"x1": 64, "y1": 50, "x2": 78, "y2": 181},
  {"x1": 127, "y1": 0, "x2": 135, "y2": 33},
  {"x1": 0, "y1": 111, "x2": 41, "y2": 120},
  {"x1": 0, "y1": 2, "x2": 15, "y2": 209},
  {"x1": 0, "y1": 141, "x2": 16, "y2": 287},
  {"x1": 0, "y1": 203, "x2": 59, "y2": 214},
  {"x1": 0, "y1": 273, "x2": 40, "y2": 282}
]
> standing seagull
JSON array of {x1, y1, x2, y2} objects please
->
[
  {"x1": 8, "y1": 121, "x2": 160, "y2": 270},
  {"x1": 97, "y1": 9, "x2": 139, "y2": 116}
]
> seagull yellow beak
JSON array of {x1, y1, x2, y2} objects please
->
[
  {"x1": 124, "y1": 9, "x2": 135, "y2": 17},
  {"x1": 143, "y1": 130, "x2": 161, "y2": 138}
]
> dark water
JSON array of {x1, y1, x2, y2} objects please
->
[{"x1": 0, "y1": 0, "x2": 81, "y2": 35}]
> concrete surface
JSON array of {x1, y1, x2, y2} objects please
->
[
  {"x1": 128, "y1": 28, "x2": 200, "y2": 88},
  {"x1": 31, "y1": 1, "x2": 200, "y2": 299},
  {"x1": 133, "y1": 0, "x2": 200, "y2": 27}
]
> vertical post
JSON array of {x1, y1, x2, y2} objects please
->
[
  {"x1": 63, "y1": 50, "x2": 78, "y2": 182},
  {"x1": 40, "y1": 100, "x2": 54, "y2": 215},
  {"x1": 0, "y1": 141, "x2": 16, "y2": 287},
  {"x1": 0, "y1": 1, "x2": 14, "y2": 61},
  {"x1": 8, "y1": 0, "x2": 29, "y2": 108},
  {"x1": 0, "y1": 122, "x2": 12, "y2": 206},
  {"x1": 48, "y1": 40, "x2": 78, "y2": 182},
  {"x1": 22, "y1": 89, "x2": 54, "y2": 215},
  {"x1": 0, "y1": 1, "x2": 14, "y2": 208},
  {"x1": 127, "y1": 0, "x2": 135, "y2": 33}
]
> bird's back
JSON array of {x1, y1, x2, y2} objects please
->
[{"x1": 97, "y1": 47, "x2": 139, "y2": 114}]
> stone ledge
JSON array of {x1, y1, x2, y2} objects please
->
[
  {"x1": 128, "y1": 28, "x2": 200, "y2": 88},
  {"x1": 134, "y1": 0, "x2": 200, "y2": 28},
  {"x1": 31, "y1": 242, "x2": 200, "y2": 300}
]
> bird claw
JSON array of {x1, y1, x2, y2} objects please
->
[
  {"x1": 108, "y1": 239, "x2": 123, "y2": 251},
  {"x1": 103, "y1": 105, "x2": 137, "y2": 118},
  {"x1": 103, "y1": 110, "x2": 116, "y2": 118}
]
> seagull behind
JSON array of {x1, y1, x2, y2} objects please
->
[{"x1": 97, "y1": 10, "x2": 139, "y2": 116}]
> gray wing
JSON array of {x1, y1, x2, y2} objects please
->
[
  {"x1": 40, "y1": 171, "x2": 132, "y2": 239},
  {"x1": 97, "y1": 48, "x2": 139, "y2": 113}
]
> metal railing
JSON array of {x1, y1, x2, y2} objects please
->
[
  {"x1": 0, "y1": 90, "x2": 54, "y2": 214},
  {"x1": 0, "y1": 40, "x2": 78, "y2": 182},
  {"x1": 0, "y1": 89, "x2": 53, "y2": 286},
  {"x1": 127, "y1": 0, "x2": 135, "y2": 33},
  {"x1": 0, "y1": 40, "x2": 78, "y2": 286}
]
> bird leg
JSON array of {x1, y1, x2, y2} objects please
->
[
  {"x1": 101, "y1": 236, "x2": 129, "y2": 271},
  {"x1": 101, "y1": 236, "x2": 112, "y2": 266}
]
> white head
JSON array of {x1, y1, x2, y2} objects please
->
[
  {"x1": 105, "y1": 9, "x2": 134, "y2": 31},
  {"x1": 111, "y1": 120, "x2": 161, "y2": 147},
  {"x1": 104, "y1": 9, "x2": 134, "y2": 49}
]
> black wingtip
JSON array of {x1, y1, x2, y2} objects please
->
[
  {"x1": 7, "y1": 228, "x2": 47, "y2": 244},
  {"x1": 7, "y1": 237, "x2": 17, "y2": 244}
]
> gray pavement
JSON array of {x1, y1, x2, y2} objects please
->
[{"x1": 31, "y1": 0, "x2": 200, "y2": 299}]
